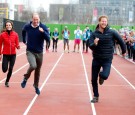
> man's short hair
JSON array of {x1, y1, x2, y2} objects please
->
[
  {"x1": 32, "y1": 12, "x2": 39, "y2": 18},
  {"x1": 98, "y1": 15, "x2": 108, "y2": 22}
]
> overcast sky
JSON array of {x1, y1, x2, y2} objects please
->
[
  {"x1": 7, "y1": 0, "x2": 70, "y2": 11},
  {"x1": 31, "y1": 0, "x2": 70, "y2": 10}
]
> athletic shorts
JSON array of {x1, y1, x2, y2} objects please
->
[
  {"x1": 64, "y1": 39, "x2": 69, "y2": 45},
  {"x1": 74, "y1": 39, "x2": 81, "y2": 44}
]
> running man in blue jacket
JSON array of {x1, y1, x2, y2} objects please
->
[{"x1": 21, "y1": 13, "x2": 50, "y2": 95}]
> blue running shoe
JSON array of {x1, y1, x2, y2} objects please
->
[
  {"x1": 35, "y1": 87, "x2": 40, "y2": 95},
  {"x1": 21, "y1": 79, "x2": 27, "y2": 88},
  {"x1": 33, "y1": 84, "x2": 40, "y2": 95}
]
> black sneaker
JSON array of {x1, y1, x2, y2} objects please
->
[
  {"x1": 99, "y1": 77, "x2": 104, "y2": 85},
  {"x1": 21, "y1": 78, "x2": 27, "y2": 88},
  {"x1": 33, "y1": 84, "x2": 40, "y2": 95},
  {"x1": 5, "y1": 82, "x2": 9, "y2": 87},
  {"x1": 35, "y1": 87, "x2": 40, "y2": 95},
  {"x1": 91, "y1": 97, "x2": 99, "y2": 103}
]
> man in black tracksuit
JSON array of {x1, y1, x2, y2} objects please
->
[{"x1": 89, "y1": 15, "x2": 126, "y2": 103}]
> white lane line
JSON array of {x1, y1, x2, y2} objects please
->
[
  {"x1": 0, "y1": 51, "x2": 26, "y2": 64},
  {"x1": 117, "y1": 54, "x2": 135, "y2": 64},
  {"x1": 0, "y1": 40, "x2": 63, "y2": 82},
  {"x1": 46, "y1": 83, "x2": 130, "y2": 87},
  {"x1": 80, "y1": 51, "x2": 96, "y2": 115},
  {"x1": 0, "y1": 40, "x2": 62, "y2": 64},
  {"x1": 1, "y1": 82, "x2": 130, "y2": 88},
  {"x1": 111, "y1": 65, "x2": 135, "y2": 90},
  {"x1": 0, "y1": 63, "x2": 29, "y2": 83},
  {"x1": 17, "y1": 52, "x2": 26, "y2": 56},
  {"x1": 21, "y1": 46, "x2": 26, "y2": 48},
  {"x1": 46, "y1": 83, "x2": 87, "y2": 86},
  {"x1": 23, "y1": 53, "x2": 64, "y2": 115},
  {"x1": 0, "y1": 51, "x2": 43, "y2": 81}
]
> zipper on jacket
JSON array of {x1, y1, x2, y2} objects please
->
[{"x1": 8, "y1": 34, "x2": 11, "y2": 55}]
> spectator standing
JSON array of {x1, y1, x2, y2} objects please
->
[
  {"x1": 62, "y1": 26, "x2": 70, "y2": 53},
  {"x1": 86, "y1": 26, "x2": 92, "y2": 53},
  {"x1": 46, "y1": 27, "x2": 51, "y2": 52},
  {"x1": 52, "y1": 28, "x2": 59, "y2": 52},
  {"x1": 73, "y1": 25, "x2": 82, "y2": 52}
]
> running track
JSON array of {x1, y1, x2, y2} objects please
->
[{"x1": 0, "y1": 40, "x2": 134, "y2": 115}]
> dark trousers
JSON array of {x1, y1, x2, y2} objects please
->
[
  {"x1": 82, "y1": 40, "x2": 87, "y2": 51},
  {"x1": 2, "y1": 54, "x2": 16, "y2": 82},
  {"x1": 24, "y1": 51, "x2": 43, "y2": 88},
  {"x1": 126, "y1": 43, "x2": 132, "y2": 58},
  {"x1": 46, "y1": 40, "x2": 50, "y2": 50},
  {"x1": 86, "y1": 39, "x2": 90, "y2": 52},
  {"x1": 52, "y1": 38, "x2": 58, "y2": 50},
  {"x1": 91, "y1": 58, "x2": 112, "y2": 97},
  {"x1": 132, "y1": 47, "x2": 135, "y2": 60}
]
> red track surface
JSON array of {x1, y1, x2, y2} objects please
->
[{"x1": 0, "y1": 41, "x2": 134, "y2": 115}]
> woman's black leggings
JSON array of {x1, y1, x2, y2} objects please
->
[
  {"x1": 46, "y1": 40, "x2": 50, "y2": 50},
  {"x1": 52, "y1": 38, "x2": 58, "y2": 50},
  {"x1": 2, "y1": 54, "x2": 16, "y2": 82}
]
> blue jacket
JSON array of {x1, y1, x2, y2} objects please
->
[
  {"x1": 89, "y1": 25, "x2": 126, "y2": 59},
  {"x1": 22, "y1": 21, "x2": 50, "y2": 53},
  {"x1": 86, "y1": 29, "x2": 92, "y2": 40}
]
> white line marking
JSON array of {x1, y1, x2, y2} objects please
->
[
  {"x1": 0, "y1": 51, "x2": 26, "y2": 64},
  {"x1": 0, "y1": 40, "x2": 63, "y2": 81},
  {"x1": 0, "y1": 40, "x2": 63, "y2": 64},
  {"x1": 0, "y1": 63, "x2": 29, "y2": 83},
  {"x1": 23, "y1": 53, "x2": 64, "y2": 115},
  {"x1": 21, "y1": 46, "x2": 26, "y2": 48},
  {"x1": 46, "y1": 83, "x2": 130, "y2": 87},
  {"x1": 80, "y1": 51, "x2": 96, "y2": 115},
  {"x1": 117, "y1": 54, "x2": 135, "y2": 64},
  {"x1": 111, "y1": 65, "x2": 135, "y2": 90},
  {"x1": 17, "y1": 52, "x2": 26, "y2": 56},
  {"x1": 0, "y1": 81, "x2": 130, "y2": 88},
  {"x1": 46, "y1": 82, "x2": 87, "y2": 86}
]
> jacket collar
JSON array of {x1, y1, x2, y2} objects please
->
[
  {"x1": 95, "y1": 24, "x2": 110, "y2": 33},
  {"x1": 30, "y1": 21, "x2": 40, "y2": 28}
]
